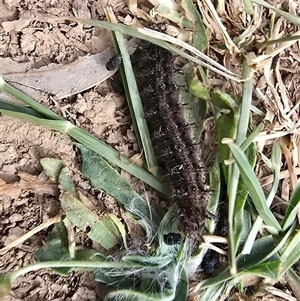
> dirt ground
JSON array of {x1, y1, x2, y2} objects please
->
[
  {"x1": 0, "y1": 1, "x2": 138, "y2": 300},
  {"x1": 0, "y1": 0, "x2": 299, "y2": 301}
]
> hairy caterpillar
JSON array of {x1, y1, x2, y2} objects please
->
[{"x1": 134, "y1": 42, "x2": 210, "y2": 237}]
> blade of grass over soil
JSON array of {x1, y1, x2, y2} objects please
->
[
  {"x1": 0, "y1": 77, "x2": 63, "y2": 121},
  {"x1": 46, "y1": 17, "x2": 241, "y2": 81},
  {"x1": 0, "y1": 100, "x2": 46, "y2": 118},
  {"x1": 0, "y1": 100, "x2": 168, "y2": 196}
]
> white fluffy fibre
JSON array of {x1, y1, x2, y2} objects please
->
[{"x1": 103, "y1": 238, "x2": 193, "y2": 300}]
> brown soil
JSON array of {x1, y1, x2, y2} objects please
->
[{"x1": 0, "y1": 0, "x2": 135, "y2": 300}]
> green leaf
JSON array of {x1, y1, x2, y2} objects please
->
[
  {"x1": 286, "y1": 268, "x2": 300, "y2": 300},
  {"x1": 205, "y1": 160, "x2": 221, "y2": 233},
  {"x1": 173, "y1": 269, "x2": 188, "y2": 301},
  {"x1": 242, "y1": 139, "x2": 281, "y2": 253},
  {"x1": 181, "y1": 0, "x2": 208, "y2": 51},
  {"x1": 0, "y1": 274, "x2": 11, "y2": 298},
  {"x1": 187, "y1": 76, "x2": 210, "y2": 101},
  {"x1": 225, "y1": 62, "x2": 254, "y2": 272},
  {"x1": 40, "y1": 158, "x2": 64, "y2": 182},
  {"x1": 35, "y1": 221, "x2": 74, "y2": 275},
  {"x1": 245, "y1": 261, "x2": 281, "y2": 279},
  {"x1": 216, "y1": 111, "x2": 238, "y2": 183},
  {"x1": 36, "y1": 223, "x2": 106, "y2": 274},
  {"x1": 179, "y1": 67, "x2": 208, "y2": 142},
  {"x1": 210, "y1": 90, "x2": 239, "y2": 111},
  {"x1": 59, "y1": 167, "x2": 77, "y2": 195},
  {"x1": 279, "y1": 228, "x2": 300, "y2": 276},
  {"x1": 228, "y1": 142, "x2": 281, "y2": 231},
  {"x1": 200, "y1": 283, "x2": 227, "y2": 301},
  {"x1": 233, "y1": 138, "x2": 256, "y2": 250},
  {"x1": 155, "y1": 4, "x2": 193, "y2": 29},
  {"x1": 242, "y1": 0, "x2": 255, "y2": 16},
  {"x1": 60, "y1": 192, "x2": 121, "y2": 249},
  {"x1": 201, "y1": 236, "x2": 278, "y2": 288},
  {"x1": 77, "y1": 144, "x2": 161, "y2": 232},
  {"x1": 108, "y1": 213, "x2": 128, "y2": 249},
  {"x1": 236, "y1": 236, "x2": 278, "y2": 270}
]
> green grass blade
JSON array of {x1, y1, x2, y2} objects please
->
[
  {"x1": 0, "y1": 107, "x2": 168, "y2": 196},
  {"x1": 279, "y1": 228, "x2": 300, "y2": 276},
  {"x1": 242, "y1": 139, "x2": 281, "y2": 253},
  {"x1": 265, "y1": 35, "x2": 300, "y2": 46},
  {"x1": 173, "y1": 269, "x2": 188, "y2": 301},
  {"x1": 242, "y1": 0, "x2": 255, "y2": 16},
  {"x1": 282, "y1": 179, "x2": 300, "y2": 231},
  {"x1": 286, "y1": 268, "x2": 300, "y2": 300},
  {"x1": 244, "y1": 261, "x2": 281, "y2": 279},
  {"x1": 205, "y1": 160, "x2": 221, "y2": 233},
  {"x1": 200, "y1": 283, "x2": 227, "y2": 301},
  {"x1": 0, "y1": 78, "x2": 63, "y2": 120},
  {"x1": 155, "y1": 4, "x2": 193, "y2": 29},
  {"x1": 239, "y1": 122, "x2": 265, "y2": 153},
  {"x1": 227, "y1": 142, "x2": 281, "y2": 231},
  {"x1": 251, "y1": 0, "x2": 300, "y2": 26},
  {"x1": 226, "y1": 62, "x2": 255, "y2": 273},
  {"x1": 0, "y1": 99, "x2": 46, "y2": 118},
  {"x1": 255, "y1": 223, "x2": 295, "y2": 264},
  {"x1": 111, "y1": 29, "x2": 158, "y2": 176}
]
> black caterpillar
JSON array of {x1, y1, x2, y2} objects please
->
[{"x1": 133, "y1": 42, "x2": 210, "y2": 237}]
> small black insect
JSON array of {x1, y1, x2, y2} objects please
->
[
  {"x1": 216, "y1": 215, "x2": 229, "y2": 237},
  {"x1": 106, "y1": 55, "x2": 122, "y2": 71},
  {"x1": 201, "y1": 250, "x2": 220, "y2": 275},
  {"x1": 163, "y1": 232, "x2": 182, "y2": 245}
]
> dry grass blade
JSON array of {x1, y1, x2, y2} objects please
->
[
  {"x1": 0, "y1": 214, "x2": 62, "y2": 255},
  {"x1": 200, "y1": 0, "x2": 240, "y2": 54},
  {"x1": 252, "y1": 0, "x2": 300, "y2": 27}
]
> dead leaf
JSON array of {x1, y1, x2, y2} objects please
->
[
  {"x1": 3, "y1": 39, "x2": 138, "y2": 99},
  {"x1": 0, "y1": 172, "x2": 59, "y2": 198}
]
